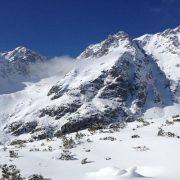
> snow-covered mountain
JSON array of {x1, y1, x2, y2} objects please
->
[
  {"x1": 0, "y1": 46, "x2": 47, "y2": 76},
  {"x1": 0, "y1": 47, "x2": 48, "y2": 94},
  {"x1": 1, "y1": 46, "x2": 46, "y2": 63},
  {"x1": 0, "y1": 26, "x2": 180, "y2": 143}
]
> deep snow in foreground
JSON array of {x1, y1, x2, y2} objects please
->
[{"x1": 1, "y1": 116, "x2": 180, "y2": 180}]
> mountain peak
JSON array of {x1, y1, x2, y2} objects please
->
[
  {"x1": 157, "y1": 26, "x2": 180, "y2": 37},
  {"x1": 77, "y1": 31, "x2": 131, "y2": 60},
  {"x1": 1, "y1": 46, "x2": 45, "y2": 63},
  {"x1": 13, "y1": 46, "x2": 30, "y2": 52},
  {"x1": 113, "y1": 31, "x2": 130, "y2": 40},
  {"x1": 0, "y1": 46, "x2": 47, "y2": 77},
  {"x1": 174, "y1": 25, "x2": 180, "y2": 32}
]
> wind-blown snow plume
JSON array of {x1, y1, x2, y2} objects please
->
[{"x1": 29, "y1": 56, "x2": 76, "y2": 79}]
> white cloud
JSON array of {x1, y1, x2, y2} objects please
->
[{"x1": 29, "y1": 56, "x2": 76, "y2": 79}]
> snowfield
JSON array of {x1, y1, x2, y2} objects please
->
[{"x1": 0, "y1": 116, "x2": 180, "y2": 180}]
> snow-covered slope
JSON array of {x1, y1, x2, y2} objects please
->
[
  {"x1": 1, "y1": 117, "x2": 180, "y2": 180},
  {"x1": 135, "y1": 26, "x2": 180, "y2": 98}
]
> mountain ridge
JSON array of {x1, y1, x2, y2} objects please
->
[{"x1": 0, "y1": 26, "x2": 179, "y2": 143}]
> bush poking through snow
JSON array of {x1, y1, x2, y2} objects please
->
[
  {"x1": 131, "y1": 135, "x2": 140, "y2": 138},
  {"x1": 29, "y1": 148, "x2": 40, "y2": 152},
  {"x1": 59, "y1": 135, "x2": 77, "y2": 160},
  {"x1": 165, "y1": 120, "x2": 174, "y2": 125},
  {"x1": 48, "y1": 146, "x2": 53, "y2": 151},
  {"x1": 99, "y1": 136, "x2": 116, "y2": 141},
  {"x1": 9, "y1": 150, "x2": 19, "y2": 158},
  {"x1": 86, "y1": 138, "x2": 93, "y2": 143},
  {"x1": 85, "y1": 149, "x2": 91, "y2": 152},
  {"x1": 58, "y1": 150, "x2": 77, "y2": 160},
  {"x1": 75, "y1": 132, "x2": 85, "y2": 145},
  {"x1": 109, "y1": 122, "x2": 127, "y2": 130},
  {"x1": 99, "y1": 129, "x2": 114, "y2": 133},
  {"x1": 105, "y1": 157, "x2": 111, "y2": 160},
  {"x1": 61, "y1": 135, "x2": 76, "y2": 149},
  {"x1": 81, "y1": 158, "x2": 92, "y2": 165},
  {"x1": 133, "y1": 146, "x2": 150, "y2": 151},
  {"x1": 28, "y1": 174, "x2": 44, "y2": 180},
  {"x1": 157, "y1": 128, "x2": 166, "y2": 136},
  {"x1": 10, "y1": 140, "x2": 27, "y2": 147},
  {"x1": 136, "y1": 119, "x2": 150, "y2": 128},
  {"x1": 172, "y1": 114, "x2": 180, "y2": 118},
  {"x1": 1, "y1": 164, "x2": 23, "y2": 180},
  {"x1": 88, "y1": 122, "x2": 106, "y2": 133},
  {"x1": 167, "y1": 132, "x2": 176, "y2": 137},
  {"x1": 157, "y1": 128, "x2": 179, "y2": 138},
  {"x1": 75, "y1": 132, "x2": 85, "y2": 141},
  {"x1": 2, "y1": 146, "x2": 7, "y2": 151}
]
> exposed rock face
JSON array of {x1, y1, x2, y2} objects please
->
[
  {"x1": 39, "y1": 99, "x2": 82, "y2": 120},
  {"x1": 98, "y1": 55, "x2": 130, "y2": 101},
  {"x1": 4, "y1": 120, "x2": 54, "y2": 140},
  {"x1": 4, "y1": 121, "x2": 38, "y2": 136},
  {"x1": 31, "y1": 126, "x2": 54, "y2": 140}
]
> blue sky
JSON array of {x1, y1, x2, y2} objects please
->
[{"x1": 0, "y1": 0, "x2": 179, "y2": 57}]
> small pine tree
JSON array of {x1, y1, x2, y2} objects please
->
[
  {"x1": 1, "y1": 164, "x2": 23, "y2": 180},
  {"x1": 59, "y1": 149, "x2": 76, "y2": 160},
  {"x1": 61, "y1": 135, "x2": 76, "y2": 149}
]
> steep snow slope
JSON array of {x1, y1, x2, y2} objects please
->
[{"x1": 135, "y1": 26, "x2": 180, "y2": 97}]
